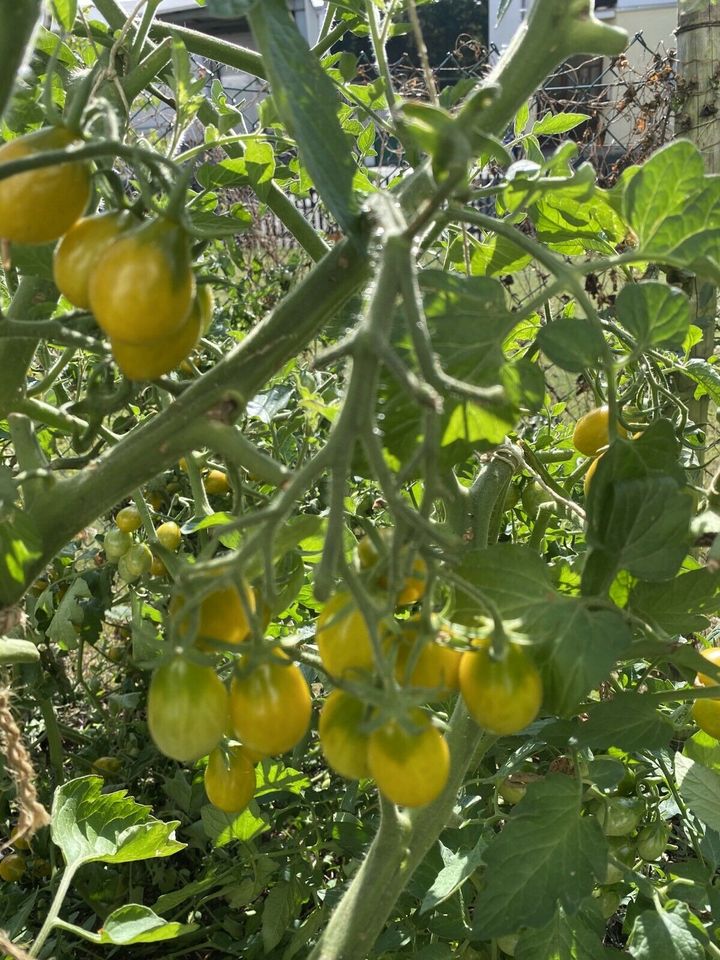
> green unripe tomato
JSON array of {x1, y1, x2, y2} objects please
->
[
  {"x1": 503, "y1": 484, "x2": 521, "y2": 512},
  {"x1": 118, "y1": 543, "x2": 153, "y2": 581},
  {"x1": 104, "y1": 528, "x2": 133, "y2": 562},
  {"x1": 0, "y1": 854, "x2": 25, "y2": 882},
  {"x1": 156, "y1": 521, "x2": 182, "y2": 552},
  {"x1": 521, "y1": 481, "x2": 555, "y2": 518},
  {"x1": 601, "y1": 838, "x2": 635, "y2": 884},
  {"x1": 637, "y1": 821, "x2": 670, "y2": 861},
  {"x1": 593, "y1": 796, "x2": 644, "y2": 837},
  {"x1": 497, "y1": 772, "x2": 542, "y2": 805},
  {"x1": 593, "y1": 885, "x2": 622, "y2": 919}
]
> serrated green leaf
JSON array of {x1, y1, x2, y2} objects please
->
[
  {"x1": 624, "y1": 140, "x2": 720, "y2": 280},
  {"x1": 627, "y1": 902, "x2": 705, "y2": 960},
  {"x1": 681, "y1": 358, "x2": 720, "y2": 404},
  {"x1": 675, "y1": 753, "x2": 720, "y2": 834},
  {"x1": 52, "y1": 777, "x2": 185, "y2": 869},
  {"x1": 532, "y1": 113, "x2": 589, "y2": 137},
  {"x1": 629, "y1": 568, "x2": 720, "y2": 634},
  {"x1": 51, "y1": 0, "x2": 76, "y2": 31},
  {"x1": 537, "y1": 315, "x2": 607, "y2": 372},
  {"x1": 201, "y1": 803, "x2": 269, "y2": 847},
  {"x1": 471, "y1": 776, "x2": 607, "y2": 938},
  {"x1": 247, "y1": 0, "x2": 359, "y2": 235},
  {"x1": 572, "y1": 695, "x2": 674, "y2": 752},
  {"x1": 98, "y1": 905, "x2": 197, "y2": 945},
  {"x1": 263, "y1": 881, "x2": 297, "y2": 953},
  {"x1": 515, "y1": 903, "x2": 610, "y2": 960},
  {"x1": 616, "y1": 282, "x2": 691, "y2": 350},
  {"x1": 420, "y1": 839, "x2": 486, "y2": 914},
  {"x1": 533, "y1": 605, "x2": 632, "y2": 716}
]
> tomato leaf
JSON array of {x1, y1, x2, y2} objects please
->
[
  {"x1": 616, "y1": 282, "x2": 691, "y2": 350},
  {"x1": 247, "y1": 0, "x2": 360, "y2": 237},
  {"x1": 515, "y1": 902, "x2": 609, "y2": 960},
  {"x1": 624, "y1": 140, "x2": 720, "y2": 281},
  {"x1": 570, "y1": 695, "x2": 674, "y2": 752},
  {"x1": 201, "y1": 803, "x2": 269, "y2": 847},
  {"x1": 533, "y1": 604, "x2": 632, "y2": 716},
  {"x1": 52, "y1": 777, "x2": 185, "y2": 869},
  {"x1": 627, "y1": 902, "x2": 706, "y2": 960},
  {"x1": 675, "y1": 753, "x2": 720, "y2": 835},
  {"x1": 629, "y1": 568, "x2": 720, "y2": 634},
  {"x1": 471, "y1": 775, "x2": 607, "y2": 938},
  {"x1": 536, "y1": 314, "x2": 607, "y2": 372},
  {"x1": 98, "y1": 905, "x2": 197, "y2": 945},
  {"x1": 51, "y1": 0, "x2": 76, "y2": 31},
  {"x1": 419, "y1": 839, "x2": 486, "y2": 915}
]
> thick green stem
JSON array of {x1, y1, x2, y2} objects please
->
[
  {"x1": 30, "y1": 863, "x2": 77, "y2": 957},
  {"x1": 0, "y1": 0, "x2": 42, "y2": 122}
]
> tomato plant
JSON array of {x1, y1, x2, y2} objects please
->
[{"x1": 1, "y1": 0, "x2": 720, "y2": 957}]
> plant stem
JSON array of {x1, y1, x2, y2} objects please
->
[{"x1": 30, "y1": 863, "x2": 77, "y2": 957}]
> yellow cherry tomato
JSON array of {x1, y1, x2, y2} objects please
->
[
  {"x1": 0, "y1": 854, "x2": 25, "y2": 882},
  {"x1": 204, "y1": 469, "x2": 231, "y2": 496},
  {"x1": 204, "y1": 744, "x2": 256, "y2": 813},
  {"x1": 459, "y1": 640, "x2": 542, "y2": 736},
  {"x1": 394, "y1": 622, "x2": 462, "y2": 699},
  {"x1": 171, "y1": 581, "x2": 256, "y2": 649},
  {"x1": 318, "y1": 690, "x2": 370, "y2": 780},
  {"x1": 150, "y1": 554, "x2": 167, "y2": 577},
  {"x1": 584, "y1": 455, "x2": 601, "y2": 496},
  {"x1": 53, "y1": 210, "x2": 134, "y2": 309},
  {"x1": 115, "y1": 505, "x2": 142, "y2": 533},
  {"x1": 572, "y1": 406, "x2": 627, "y2": 457},
  {"x1": 696, "y1": 647, "x2": 720, "y2": 687},
  {"x1": 316, "y1": 592, "x2": 378, "y2": 680},
  {"x1": 89, "y1": 216, "x2": 195, "y2": 343},
  {"x1": 148, "y1": 657, "x2": 228, "y2": 762},
  {"x1": 692, "y1": 698, "x2": 720, "y2": 739},
  {"x1": 0, "y1": 126, "x2": 91, "y2": 244},
  {"x1": 111, "y1": 292, "x2": 202, "y2": 380},
  {"x1": 368, "y1": 709, "x2": 450, "y2": 808},
  {"x1": 92, "y1": 755, "x2": 122, "y2": 776},
  {"x1": 156, "y1": 521, "x2": 182, "y2": 552},
  {"x1": 229, "y1": 653, "x2": 312, "y2": 756}
]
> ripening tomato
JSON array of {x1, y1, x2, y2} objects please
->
[
  {"x1": 695, "y1": 647, "x2": 720, "y2": 686},
  {"x1": 89, "y1": 216, "x2": 195, "y2": 344},
  {"x1": 229, "y1": 653, "x2": 311, "y2": 756},
  {"x1": 593, "y1": 796, "x2": 645, "y2": 837},
  {"x1": 0, "y1": 854, "x2": 25, "y2": 882},
  {"x1": 150, "y1": 555, "x2": 167, "y2": 577},
  {"x1": 692, "y1": 698, "x2": 720, "y2": 739},
  {"x1": 148, "y1": 657, "x2": 228, "y2": 762},
  {"x1": 104, "y1": 528, "x2": 133, "y2": 562},
  {"x1": 171, "y1": 581, "x2": 256, "y2": 648},
  {"x1": 572, "y1": 406, "x2": 627, "y2": 457},
  {"x1": 0, "y1": 126, "x2": 91, "y2": 244},
  {"x1": 204, "y1": 469, "x2": 231, "y2": 496},
  {"x1": 196, "y1": 284, "x2": 215, "y2": 333},
  {"x1": 394, "y1": 621, "x2": 462, "y2": 699},
  {"x1": 156, "y1": 521, "x2": 182, "y2": 552},
  {"x1": 368, "y1": 709, "x2": 449, "y2": 808},
  {"x1": 204, "y1": 744, "x2": 256, "y2": 813},
  {"x1": 583, "y1": 455, "x2": 601, "y2": 496},
  {"x1": 118, "y1": 543, "x2": 152, "y2": 581},
  {"x1": 498, "y1": 772, "x2": 542, "y2": 805},
  {"x1": 316, "y1": 592, "x2": 378, "y2": 679},
  {"x1": 111, "y1": 290, "x2": 203, "y2": 381},
  {"x1": 115, "y1": 505, "x2": 142, "y2": 533},
  {"x1": 318, "y1": 690, "x2": 370, "y2": 780},
  {"x1": 53, "y1": 210, "x2": 134, "y2": 308},
  {"x1": 459, "y1": 640, "x2": 542, "y2": 735},
  {"x1": 357, "y1": 529, "x2": 428, "y2": 605},
  {"x1": 92, "y1": 755, "x2": 122, "y2": 776}
]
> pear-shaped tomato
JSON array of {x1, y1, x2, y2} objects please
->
[
  {"x1": 53, "y1": 210, "x2": 134, "y2": 308},
  {"x1": 89, "y1": 216, "x2": 194, "y2": 343},
  {"x1": 0, "y1": 126, "x2": 91, "y2": 244},
  {"x1": 148, "y1": 657, "x2": 228, "y2": 762},
  {"x1": 229, "y1": 653, "x2": 311, "y2": 756}
]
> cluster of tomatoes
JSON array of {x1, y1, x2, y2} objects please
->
[
  {"x1": 314, "y1": 533, "x2": 543, "y2": 809},
  {"x1": 148, "y1": 579, "x2": 311, "y2": 815},
  {"x1": 0, "y1": 125, "x2": 212, "y2": 380},
  {"x1": 104, "y1": 505, "x2": 181, "y2": 582},
  {"x1": 142, "y1": 529, "x2": 545, "y2": 814}
]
